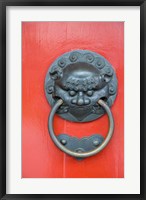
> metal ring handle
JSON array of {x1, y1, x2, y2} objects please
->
[{"x1": 48, "y1": 99, "x2": 114, "y2": 158}]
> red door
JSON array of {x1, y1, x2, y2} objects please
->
[{"x1": 22, "y1": 22, "x2": 124, "y2": 178}]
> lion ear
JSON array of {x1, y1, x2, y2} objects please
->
[
  {"x1": 45, "y1": 79, "x2": 55, "y2": 95},
  {"x1": 49, "y1": 67, "x2": 63, "y2": 80},
  {"x1": 103, "y1": 75, "x2": 111, "y2": 83}
]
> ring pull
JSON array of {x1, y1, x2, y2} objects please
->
[{"x1": 48, "y1": 99, "x2": 114, "y2": 158}]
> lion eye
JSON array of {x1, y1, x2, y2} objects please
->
[
  {"x1": 69, "y1": 91, "x2": 76, "y2": 96},
  {"x1": 86, "y1": 90, "x2": 93, "y2": 96}
]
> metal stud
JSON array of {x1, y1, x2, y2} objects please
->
[
  {"x1": 96, "y1": 57, "x2": 105, "y2": 69},
  {"x1": 58, "y1": 58, "x2": 66, "y2": 68},
  {"x1": 93, "y1": 140, "x2": 99, "y2": 146},
  {"x1": 69, "y1": 52, "x2": 78, "y2": 62},
  {"x1": 60, "y1": 139, "x2": 67, "y2": 145},
  {"x1": 86, "y1": 54, "x2": 94, "y2": 63}
]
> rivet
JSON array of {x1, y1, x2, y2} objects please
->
[
  {"x1": 93, "y1": 140, "x2": 99, "y2": 146},
  {"x1": 58, "y1": 59, "x2": 66, "y2": 67},
  {"x1": 69, "y1": 53, "x2": 78, "y2": 62},
  {"x1": 86, "y1": 54, "x2": 94, "y2": 63},
  {"x1": 77, "y1": 150, "x2": 82, "y2": 153},
  {"x1": 76, "y1": 148, "x2": 84, "y2": 153},
  {"x1": 61, "y1": 139, "x2": 67, "y2": 145},
  {"x1": 96, "y1": 58, "x2": 105, "y2": 69}
]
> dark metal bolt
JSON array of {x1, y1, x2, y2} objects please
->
[
  {"x1": 93, "y1": 140, "x2": 99, "y2": 146},
  {"x1": 60, "y1": 139, "x2": 67, "y2": 145},
  {"x1": 76, "y1": 148, "x2": 84, "y2": 153}
]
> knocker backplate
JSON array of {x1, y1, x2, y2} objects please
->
[{"x1": 45, "y1": 50, "x2": 117, "y2": 122}]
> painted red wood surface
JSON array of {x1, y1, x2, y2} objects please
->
[{"x1": 22, "y1": 22, "x2": 124, "y2": 178}]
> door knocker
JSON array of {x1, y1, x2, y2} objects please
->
[{"x1": 45, "y1": 50, "x2": 117, "y2": 158}]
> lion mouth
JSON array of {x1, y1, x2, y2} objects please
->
[{"x1": 69, "y1": 106, "x2": 92, "y2": 121}]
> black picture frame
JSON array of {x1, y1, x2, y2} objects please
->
[{"x1": 0, "y1": 0, "x2": 145, "y2": 199}]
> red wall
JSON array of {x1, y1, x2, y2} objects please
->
[{"x1": 22, "y1": 22, "x2": 124, "y2": 178}]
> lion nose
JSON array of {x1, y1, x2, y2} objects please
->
[
  {"x1": 71, "y1": 92, "x2": 91, "y2": 106},
  {"x1": 77, "y1": 97, "x2": 84, "y2": 105},
  {"x1": 72, "y1": 91, "x2": 83, "y2": 105}
]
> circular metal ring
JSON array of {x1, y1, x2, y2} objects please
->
[{"x1": 48, "y1": 99, "x2": 114, "y2": 158}]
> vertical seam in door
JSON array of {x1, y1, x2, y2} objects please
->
[{"x1": 63, "y1": 153, "x2": 66, "y2": 178}]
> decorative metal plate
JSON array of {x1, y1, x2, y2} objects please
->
[
  {"x1": 45, "y1": 50, "x2": 117, "y2": 122},
  {"x1": 57, "y1": 133, "x2": 104, "y2": 155}
]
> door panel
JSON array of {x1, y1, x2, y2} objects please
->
[{"x1": 22, "y1": 22, "x2": 124, "y2": 178}]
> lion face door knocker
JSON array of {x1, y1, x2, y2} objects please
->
[{"x1": 45, "y1": 50, "x2": 117, "y2": 158}]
